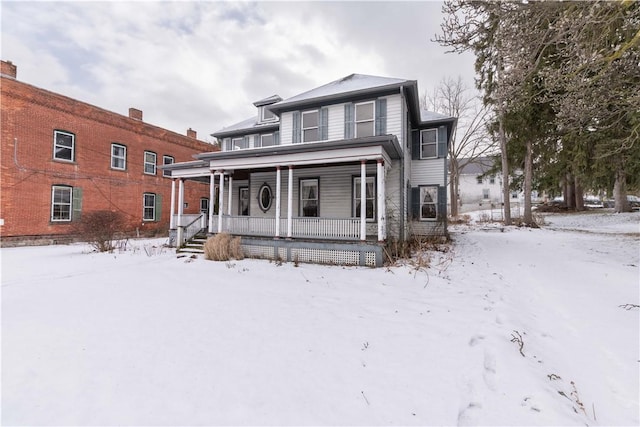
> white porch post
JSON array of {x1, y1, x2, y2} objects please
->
[
  {"x1": 287, "y1": 165, "x2": 293, "y2": 238},
  {"x1": 217, "y1": 171, "x2": 225, "y2": 233},
  {"x1": 227, "y1": 174, "x2": 233, "y2": 215},
  {"x1": 377, "y1": 159, "x2": 385, "y2": 242},
  {"x1": 275, "y1": 166, "x2": 281, "y2": 238},
  {"x1": 177, "y1": 178, "x2": 185, "y2": 245},
  {"x1": 208, "y1": 171, "x2": 215, "y2": 233},
  {"x1": 169, "y1": 179, "x2": 176, "y2": 229},
  {"x1": 360, "y1": 160, "x2": 367, "y2": 241}
]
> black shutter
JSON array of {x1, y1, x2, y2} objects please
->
[
  {"x1": 274, "y1": 131, "x2": 280, "y2": 145},
  {"x1": 292, "y1": 111, "x2": 301, "y2": 143},
  {"x1": 411, "y1": 130, "x2": 420, "y2": 160},
  {"x1": 344, "y1": 103, "x2": 354, "y2": 139},
  {"x1": 410, "y1": 187, "x2": 420, "y2": 220},
  {"x1": 375, "y1": 98, "x2": 387, "y2": 135},
  {"x1": 438, "y1": 126, "x2": 447, "y2": 159},
  {"x1": 319, "y1": 107, "x2": 328, "y2": 140},
  {"x1": 437, "y1": 186, "x2": 446, "y2": 221}
]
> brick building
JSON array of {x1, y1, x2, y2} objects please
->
[{"x1": 1, "y1": 60, "x2": 217, "y2": 246}]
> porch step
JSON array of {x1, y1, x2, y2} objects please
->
[{"x1": 177, "y1": 233, "x2": 209, "y2": 255}]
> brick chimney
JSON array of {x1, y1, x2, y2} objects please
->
[
  {"x1": 129, "y1": 108, "x2": 143, "y2": 121},
  {"x1": 1, "y1": 60, "x2": 17, "y2": 78},
  {"x1": 187, "y1": 128, "x2": 197, "y2": 139}
]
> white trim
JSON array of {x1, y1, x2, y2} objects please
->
[
  {"x1": 142, "y1": 192, "x2": 156, "y2": 221},
  {"x1": 162, "y1": 155, "x2": 174, "y2": 177},
  {"x1": 170, "y1": 179, "x2": 176, "y2": 228},
  {"x1": 217, "y1": 172, "x2": 225, "y2": 232},
  {"x1": 208, "y1": 172, "x2": 215, "y2": 233},
  {"x1": 355, "y1": 101, "x2": 375, "y2": 138},
  {"x1": 287, "y1": 166, "x2": 293, "y2": 238},
  {"x1": 111, "y1": 143, "x2": 126, "y2": 170},
  {"x1": 360, "y1": 161, "x2": 366, "y2": 240},
  {"x1": 53, "y1": 130, "x2": 75, "y2": 162},
  {"x1": 144, "y1": 151, "x2": 157, "y2": 175},
  {"x1": 420, "y1": 129, "x2": 438, "y2": 159},
  {"x1": 275, "y1": 167, "x2": 281, "y2": 237},
  {"x1": 301, "y1": 110, "x2": 319, "y2": 142},
  {"x1": 227, "y1": 175, "x2": 233, "y2": 215},
  {"x1": 51, "y1": 185, "x2": 72, "y2": 222}
]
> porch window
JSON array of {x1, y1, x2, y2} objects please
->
[
  {"x1": 162, "y1": 155, "x2": 174, "y2": 177},
  {"x1": 353, "y1": 176, "x2": 376, "y2": 220},
  {"x1": 111, "y1": 143, "x2": 126, "y2": 170},
  {"x1": 355, "y1": 101, "x2": 374, "y2": 137},
  {"x1": 51, "y1": 185, "x2": 72, "y2": 221},
  {"x1": 258, "y1": 183, "x2": 273, "y2": 212},
  {"x1": 53, "y1": 130, "x2": 75, "y2": 162},
  {"x1": 300, "y1": 178, "x2": 319, "y2": 217},
  {"x1": 302, "y1": 111, "x2": 319, "y2": 142},
  {"x1": 420, "y1": 186, "x2": 438, "y2": 220},
  {"x1": 420, "y1": 129, "x2": 438, "y2": 159},
  {"x1": 143, "y1": 193, "x2": 157, "y2": 221},
  {"x1": 239, "y1": 187, "x2": 249, "y2": 216},
  {"x1": 144, "y1": 151, "x2": 157, "y2": 175}
]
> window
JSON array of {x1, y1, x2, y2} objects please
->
[
  {"x1": 200, "y1": 198, "x2": 209, "y2": 215},
  {"x1": 239, "y1": 187, "x2": 249, "y2": 216},
  {"x1": 261, "y1": 106, "x2": 276, "y2": 122},
  {"x1": 53, "y1": 130, "x2": 75, "y2": 161},
  {"x1": 260, "y1": 134, "x2": 275, "y2": 147},
  {"x1": 143, "y1": 193, "x2": 156, "y2": 221},
  {"x1": 355, "y1": 101, "x2": 374, "y2": 137},
  {"x1": 489, "y1": 176, "x2": 495, "y2": 185},
  {"x1": 144, "y1": 151, "x2": 156, "y2": 175},
  {"x1": 511, "y1": 191, "x2": 519, "y2": 199},
  {"x1": 420, "y1": 186, "x2": 438, "y2": 220},
  {"x1": 231, "y1": 137, "x2": 247, "y2": 150},
  {"x1": 258, "y1": 183, "x2": 272, "y2": 212},
  {"x1": 163, "y1": 155, "x2": 174, "y2": 177},
  {"x1": 300, "y1": 178, "x2": 319, "y2": 217},
  {"x1": 302, "y1": 111, "x2": 319, "y2": 142},
  {"x1": 483, "y1": 189, "x2": 490, "y2": 200},
  {"x1": 476, "y1": 176, "x2": 483, "y2": 184},
  {"x1": 51, "y1": 185, "x2": 72, "y2": 221},
  {"x1": 111, "y1": 143, "x2": 126, "y2": 170},
  {"x1": 420, "y1": 129, "x2": 437, "y2": 159},
  {"x1": 353, "y1": 176, "x2": 376, "y2": 220}
]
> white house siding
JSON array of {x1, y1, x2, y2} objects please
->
[
  {"x1": 385, "y1": 159, "x2": 403, "y2": 240},
  {"x1": 410, "y1": 158, "x2": 446, "y2": 186},
  {"x1": 327, "y1": 103, "x2": 345, "y2": 141},
  {"x1": 409, "y1": 220, "x2": 445, "y2": 236},
  {"x1": 385, "y1": 94, "x2": 403, "y2": 147},
  {"x1": 279, "y1": 111, "x2": 294, "y2": 145}
]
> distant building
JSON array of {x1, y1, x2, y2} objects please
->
[{"x1": 0, "y1": 60, "x2": 216, "y2": 246}]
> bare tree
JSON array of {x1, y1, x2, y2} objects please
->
[{"x1": 421, "y1": 76, "x2": 495, "y2": 217}]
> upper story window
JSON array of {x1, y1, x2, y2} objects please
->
[
  {"x1": 53, "y1": 130, "x2": 75, "y2": 162},
  {"x1": 163, "y1": 155, "x2": 174, "y2": 177},
  {"x1": 261, "y1": 106, "x2": 277, "y2": 122},
  {"x1": 227, "y1": 137, "x2": 247, "y2": 150},
  {"x1": 144, "y1": 151, "x2": 157, "y2": 175},
  {"x1": 420, "y1": 129, "x2": 438, "y2": 159},
  {"x1": 111, "y1": 143, "x2": 126, "y2": 170},
  {"x1": 489, "y1": 176, "x2": 496, "y2": 184},
  {"x1": 260, "y1": 134, "x2": 275, "y2": 147},
  {"x1": 302, "y1": 111, "x2": 319, "y2": 142},
  {"x1": 476, "y1": 176, "x2": 483, "y2": 184},
  {"x1": 355, "y1": 101, "x2": 375, "y2": 137}
]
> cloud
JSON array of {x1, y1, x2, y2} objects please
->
[{"x1": 1, "y1": 1, "x2": 476, "y2": 140}]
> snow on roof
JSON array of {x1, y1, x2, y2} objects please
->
[
  {"x1": 212, "y1": 116, "x2": 279, "y2": 137},
  {"x1": 272, "y1": 74, "x2": 414, "y2": 107},
  {"x1": 420, "y1": 110, "x2": 453, "y2": 122},
  {"x1": 457, "y1": 157, "x2": 496, "y2": 175}
]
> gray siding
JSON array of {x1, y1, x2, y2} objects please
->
[
  {"x1": 280, "y1": 111, "x2": 293, "y2": 145},
  {"x1": 410, "y1": 158, "x2": 446, "y2": 186}
]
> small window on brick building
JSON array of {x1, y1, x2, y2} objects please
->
[
  {"x1": 51, "y1": 185, "x2": 72, "y2": 221},
  {"x1": 144, "y1": 151, "x2": 156, "y2": 175},
  {"x1": 143, "y1": 193, "x2": 161, "y2": 221},
  {"x1": 111, "y1": 143, "x2": 126, "y2": 170},
  {"x1": 163, "y1": 155, "x2": 174, "y2": 177},
  {"x1": 53, "y1": 130, "x2": 75, "y2": 162}
]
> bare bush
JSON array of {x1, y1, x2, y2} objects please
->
[
  {"x1": 204, "y1": 233, "x2": 244, "y2": 261},
  {"x1": 73, "y1": 210, "x2": 126, "y2": 252}
]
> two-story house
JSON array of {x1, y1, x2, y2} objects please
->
[{"x1": 164, "y1": 74, "x2": 456, "y2": 266}]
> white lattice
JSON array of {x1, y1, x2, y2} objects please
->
[
  {"x1": 242, "y1": 244, "x2": 274, "y2": 259},
  {"x1": 278, "y1": 247, "x2": 287, "y2": 260},
  {"x1": 292, "y1": 248, "x2": 359, "y2": 266},
  {"x1": 365, "y1": 252, "x2": 377, "y2": 267}
]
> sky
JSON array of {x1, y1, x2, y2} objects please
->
[{"x1": 1, "y1": 1, "x2": 476, "y2": 143}]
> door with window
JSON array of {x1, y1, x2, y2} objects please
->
[
  {"x1": 200, "y1": 198, "x2": 209, "y2": 217},
  {"x1": 239, "y1": 187, "x2": 249, "y2": 216}
]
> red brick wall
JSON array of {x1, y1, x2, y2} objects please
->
[{"x1": 1, "y1": 75, "x2": 218, "y2": 244}]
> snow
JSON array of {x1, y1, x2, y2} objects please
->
[{"x1": 2, "y1": 211, "x2": 638, "y2": 426}]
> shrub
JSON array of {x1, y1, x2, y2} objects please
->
[
  {"x1": 74, "y1": 210, "x2": 126, "y2": 252},
  {"x1": 204, "y1": 233, "x2": 244, "y2": 261}
]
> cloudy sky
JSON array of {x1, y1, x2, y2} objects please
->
[{"x1": 2, "y1": 1, "x2": 475, "y2": 143}]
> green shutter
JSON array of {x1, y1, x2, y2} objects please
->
[
  {"x1": 410, "y1": 187, "x2": 420, "y2": 220},
  {"x1": 438, "y1": 126, "x2": 447, "y2": 159},
  {"x1": 319, "y1": 107, "x2": 329, "y2": 140},
  {"x1": 292, "y1": 111, "x2": 301, "y2": 143},
  {"x1": 72, "y1": 187, "x2": 83, "y2": 221},
  {"x1": 154, "y1": 194, "x2": 162, "y2": 221},
  {"x1": 437, "y1": 186, "x2": 447, "y2": 221},
  {"x1": 375, "y1": 98, "x2": 387, "y2": 135},
  {"x1": 344, "y1": 103, "x2": 354, "y2": 139},
  {"x1": 411, "y1": 130, "x2": 420, "y2": 160}
]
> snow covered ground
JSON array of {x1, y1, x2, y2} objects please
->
[{"x1": 2, "y1": 211, "x2": 638, "y2": 426}]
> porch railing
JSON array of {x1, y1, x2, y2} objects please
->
[
  {"x1": 219, "y1": 215, "x2": 361, "y2": 240},
  {"x1": 176, "y1": 213, "x2": 206, "y2": 247}
]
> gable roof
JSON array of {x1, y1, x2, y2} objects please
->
[
  {"x1": 253, "y1": 94, "x2": 282, "y2": 107},
  {"x1": 268, "y1": 73, "x2": 417, "y2": 114},
  {"x1": 456, "y1": 157, "x2": 497, "y2": 175}
]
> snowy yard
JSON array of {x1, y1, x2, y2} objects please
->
[{"x1": 2, "y1": 211, "x2": 638, "y2": 426}]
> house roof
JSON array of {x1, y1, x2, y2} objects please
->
[
  {"x1": 455, "y1": 157, "x2": 497, "y2": 175},
  {"x1": 212, "y1": 116, "x2": 280, "y2": 139},
  {"x1": 253, "y1": 94, "x2": 282, "y2": 107},
  {"x1": 268, "y1": 73, "x2": 418, "y2": 115}
]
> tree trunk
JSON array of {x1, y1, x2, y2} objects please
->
[
  {"x1": 613, "y1": 161, "x2": 630, "y2": 213},
  {"x1": 498, "y1": 114, "x2": 512, "y2": 225},
  {"x1": 450, "y1": 160, "x2": 459, "y2": 217},
  {"x1": 565, "y1": 173, "x2": 575, "y2": 210},
  {"x1": 574, "y1": 176, "x2": 584, "y2": 211},
  {"x1": 523, "y1": 139, "x2": 533, "y2": 225}
]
